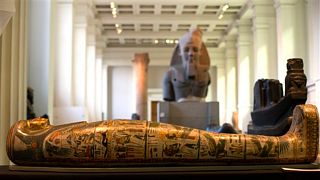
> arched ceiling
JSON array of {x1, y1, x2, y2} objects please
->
[{"x1": 94, "y1": 0, "x2": 250, "y2": 48}]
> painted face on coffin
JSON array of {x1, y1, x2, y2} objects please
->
[{"x1": 18, "y1": 117, "x2": 51, "y2": 135}]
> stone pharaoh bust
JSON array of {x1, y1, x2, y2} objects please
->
[{"x1": 163, "y1": 28, "x2": 211, "y2": 102}]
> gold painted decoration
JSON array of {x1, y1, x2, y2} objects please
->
[{"x1": 6, "y1": 104, "x2": 319, "y2": 167}]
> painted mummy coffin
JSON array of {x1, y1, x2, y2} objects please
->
[{"x1": 6, "y1": 104, "x2": 319, "y2": 167}]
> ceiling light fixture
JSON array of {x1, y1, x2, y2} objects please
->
[
  {"x1": 217, "y1": 3, "x2": 229, "y2": 20},
  {"x1": 110, "y1": 2, "x2": 118, "y2": 18},
  {"x1": 165, "y1": 39, "x2": 175, "y2": 44},
  {"x1": 116, "y1": 28, "x2": 122, "y2": 34},
  {"x1": 222, "y1": 3, "x2": 229, "y2": 12},
  {"x1": 112, "y1": 8, "x2": 117, "y2": 18},
  {"x1": 110, "y1": 2, "x2": 115, "y2": 9},
  {"x1": 115, "y1": 24, "x2": 122, "y2": 34}
]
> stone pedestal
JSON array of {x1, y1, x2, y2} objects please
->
[{"x1": 157, "y1": 101, "x2": 219, "y2": 130}]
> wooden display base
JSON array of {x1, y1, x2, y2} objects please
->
[
  {"x1": 1, "y1": 163, "x2": 319, "y2": 180},
  {"x1": 8, "y1": 163, "x2": 320, "y2": 173}
]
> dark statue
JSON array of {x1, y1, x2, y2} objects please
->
[
  {"x1": 248, "y1": 58, "x2": 307, "y2": 136},
  {"x1": 163, "y1": 28, "x2": 211, "y2": 102},
  {"x1": 159, "y1": 29, "x2": 222, "y2": 131},
  {"x1": 27, "y1": 87, "x2": 36, "y2": 119}
]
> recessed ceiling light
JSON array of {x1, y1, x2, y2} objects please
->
[
  {"x1": 110, "y1": 2, "x2": 115, "y2": 9},
  {"x1": 112, "y1": 8, "x2": 117, "y2": 15},
  {"x1": 116, "y1": 28, "x2": 122, "y2": 34},
  {"x1": 222, "y1": 3, "x2": 229, "y2": 12}
]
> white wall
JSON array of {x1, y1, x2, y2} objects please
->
[
  {"x1": 208, "y1": 66, "x2": 218, "y2": 101},
  {"x1": 28, "y1": 0, "x2": 51, "y2": 117},
  {"x1": 109, "y1": 66, "x2": 134, "y2": 119},
  {"x1": 148, "y1": 66, "x2": 168, "y2": 89}
]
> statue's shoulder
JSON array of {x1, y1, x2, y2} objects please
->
[{"x1": 164, "y1": 66, "x2": 177, "y2": 77}]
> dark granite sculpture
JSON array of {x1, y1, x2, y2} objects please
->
[
  {"x1": 248, "y1": 58, "x2": 307, "y2": 135},
  {"x1": 27, "y1": 87, "x2": 36, "y2": 119},
  {"x1": 159, "y1": 29, "x2": 220, "y2": 131},
  {"x1": 6, "y1": 104, "x2": 319, "y2": 167},
  {"x1": 162, "y1": 28, "x2": 211, "y2": 102}
]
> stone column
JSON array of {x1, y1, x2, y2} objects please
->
[
  {"x1": 86, "y1": 24, "x2": 96, "y2": 121},
  {"x1": 217, "y1": 65, "x2": 226, "y2": 125},
  {"x1": 72, "y1": 0, "x2": 97, "y2": 122},
  {"x1": 305, "y1": 0, "x2": 320, "y2": 108},
  {"x1": 132, "y1": 53, "x2": 150, "y2": 120},
  {"x1": 101, "y1": 64, "x2": 109, "y2": 120},
  {"x1": 305, "y1": 0, "x2": 320, "y2": 159},
  {"x1": 73, "y1": 2, "x2": 88, "y2": 107},
  {"x1": 95, "y1": 47, "x2": 103, "y2": 121},
  {"x1": 224, "y1": 36, "x2": 237, "y2": 124},
  {"x1": 54, "y1": 1, "x2": 73, "y2": 108},
  {"x1": 0, "y1": 18, "x2": 12, "y2": 165},
  {"x1": 94, "y1": 17, "x2": 104, "y2": 121},
  {"x1": 212, "y1": 48, "x2": 226, "y2": 125},
  {"x1": 251, "y1": 0, "x2": 278, "y2": 80},
  {"x1": 0, "y1": 0, "x2": 29, "y2": 164},
  {"x1": 50, "y1": 0, "x2": 78, "y2": 125},
  {"x1": 236, "y1": 19, "x2": 254, "y2": 132},
  {"x1": 274, "y1": 0, "x2": 307, "y2": 84}
]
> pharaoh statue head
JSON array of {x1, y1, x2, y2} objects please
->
[
  {"x1": 170, "y1": 28, "x2": 210, "y2": 80},
  {"x1": 162, "y1": 28, "x2": 211, "y2": 102}
]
